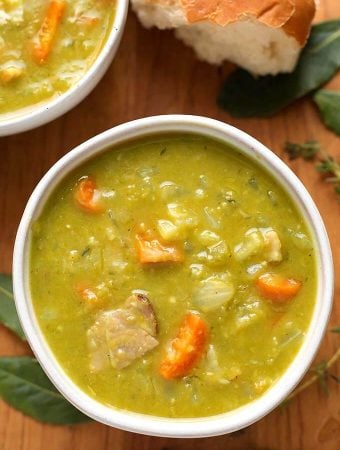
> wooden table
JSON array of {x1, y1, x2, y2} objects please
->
[{"x1": 1, "y1": 2, "x2": 339, "y2": 449}]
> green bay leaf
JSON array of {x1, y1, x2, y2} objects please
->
[
  {"x1": 218, "y1": 20, "x2": 340, "y2": 117},
  {"x1": 313, "y1": 89, "x2": 340, "y2": 135},
  {"x1": 0, "y1": 356, "x2": 91, "y2": 424},
  {"x1": 0, "y1": 274, "x2": 26, "y2": 340}
]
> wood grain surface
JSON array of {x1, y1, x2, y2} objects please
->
[{"x1": 1, "y1": 2, "x2": 339, "y2": 449}]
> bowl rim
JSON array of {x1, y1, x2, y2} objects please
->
[
  {"x1": 0, "y1": 0, "x2": 128, "y2": 137},
  {"x1": 13, "y1": 115, "x2": 334, "y2": 438}
]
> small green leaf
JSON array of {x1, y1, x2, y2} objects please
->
[
  {"x1": 218, "y1": 20, "x2": 340, "y2": 117},
  {"x1": 0, "y1": 274, "x2": 26, "y2": 340},
  {"x1": 331, "y1": 326, "x2": 340, "y2": 333},
  {"x1": 0, "y1": 356, "x2": 91, "y2": 424},
  {"x1": 314, "y1": 89, "x2": 340, "y2": 135}
]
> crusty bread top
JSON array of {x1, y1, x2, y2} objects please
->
[
  {"x1": 280, "y1": 0, "x2": 316, "y2": 45},
  {"x1": 148, "y1": 0, "x2": 316, "y2": 46}
]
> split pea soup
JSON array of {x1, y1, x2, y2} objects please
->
[
  {"x1": 0, "y1": 0, "x2": 116, "y2": 116},
  {"x1": 30, "y1": 134, "x2": 317, "y2": 418}
]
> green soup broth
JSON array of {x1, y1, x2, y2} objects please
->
[{"x1": 30, "y1": 134, "x2": 317, "y2": 418}]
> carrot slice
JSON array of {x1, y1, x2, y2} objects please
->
[
  {"x1": 74, "y1": 176, "x2": 103, "y2": 213},
  {"x1": 159, "y1": 313, "x2": 208, "y2": 380},
  {"x1": 135, "y1": 234, "x2": 184, "y2": 263},
  {"x1": 32, "y1": 0, "x2": 66, "y2": 64},
  {"x1": 256, "y1": 273, "x2": 302, "y2": 302}
]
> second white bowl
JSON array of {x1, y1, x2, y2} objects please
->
[{"x1": 0, "y1": 0, "x2": 128, "y2": 137}]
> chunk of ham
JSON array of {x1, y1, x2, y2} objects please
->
[{"x1": 87, "y1": 294, "x2": 158, "y2": 371}]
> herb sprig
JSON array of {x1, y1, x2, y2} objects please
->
[
  {"x1": 284, "y1": 140, "x2": 320, "y2": 161},
  {"x1": 284, "y1": 140, "x2": 340, "y2": 197},
  {"x1": 287, "y1": 335, "x2": 340, "y2": 402}
]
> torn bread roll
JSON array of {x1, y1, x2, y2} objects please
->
[{"x1": 131, "y1": 0, "x2": 316, "y2": 75}]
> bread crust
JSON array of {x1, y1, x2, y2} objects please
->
[
  {"x1": 147, "y1": 0, "x2": 316, "y2": 46},
  {"x1": 281, "y1": 0, "x2": 316, "y2": 45}
]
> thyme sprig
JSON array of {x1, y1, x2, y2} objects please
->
[
  {"x1": 284, "y1": 140, "x2": 320, "y2": 160},
  {"x1": 286, "y1": 327, "x2": 340, "y2": 402},
  {"x1": 284, "y1": 140, "x2": 340, "y2": 197}
]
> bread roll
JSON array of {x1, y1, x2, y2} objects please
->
[{"x1": 131, "y1": 0, "x2": 316, "y2": 75}]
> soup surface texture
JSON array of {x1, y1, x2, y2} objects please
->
[
  {"x1": 30, "y1": 134, "x2": 317, "y2": 418},
  {"x1": 0, "y1": 0, "x2": 115, "y2": 116}
]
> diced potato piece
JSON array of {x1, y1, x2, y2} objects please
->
[
  {"x1": 167, "y1": 203, "x2": 198, "y2": 229},
  {"x1": 224, "y1": 297, "x2": 267, "y2": 337},
  {"x1": 246, "y1": 262, "x2": 267, "y2": 278},
  {"x1": 0, "y1": 9, "x2": 8, "y2": 27},
  {"x1": 196, "y1": 229, "x2": 220, "y2": 245},
  {"x1": 189, "y1": 263, "x2": 206, "y2": 279},
  {"x1": 197, "y1": 240, "x2": 230, "y2": 267},
  {"x1": 159, "y1": 181, "x2": 182, "y2": 200},
  {"x1": 0, "y1": 60, "x2": 25, "y2": 83},
  {"x1": 157, "y1": 219, "x2": 182, "y2": 241},
  {"x1": 263, "y1": 229, "x2": 282, "y2": 262},
  {"x1": 234, "y1": 227, "x2": 282, "y2": 263},
  {"x1": 4, "y1": 0, "x2": 24, "y2": 23},
  {"x1": 208, "y1": 240, "x2": 230, "y2": 266},
  {"x1": 167, "y1": 203, "x2": 198, "y2": 239},
  {"x1": 234, "y1": 230, "x2": 264, "y2": 261}
]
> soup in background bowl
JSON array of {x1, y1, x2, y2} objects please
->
[
  {"x1": 13, "y1": 115, "x2": 333, "y2": 437},
  {"x1": 0, "y1": 0, "x2": 128, "y2": 136}
]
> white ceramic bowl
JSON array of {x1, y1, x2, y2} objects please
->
[
  {"x1": 0, "y1": 1, "x2": 128, "y2": 137},
  {"x1": 13, "y1": 115, "x2": 334, "y2": 438}
]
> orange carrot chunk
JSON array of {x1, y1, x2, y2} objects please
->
[
  {"x1": 32, "y1": 0, "x2": 66, "y2": 64},
  {"x1": 159, "y1": 312, "x2": 208, "y2": 380},
  {"x1": 256, "y1": 273, "x2": 302, "y2": 302},
  {"x1": 74, "y1": 176, "x2": 103, "y2": 213},
  {"x1": 135, "y1": 234, "x2": 184, "y2": 263}
]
